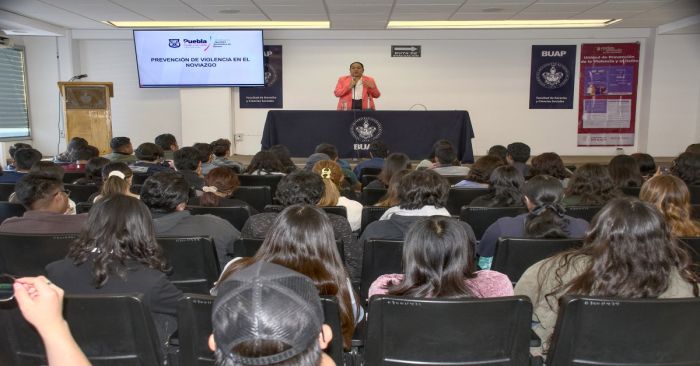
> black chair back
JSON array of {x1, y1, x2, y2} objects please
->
[
  {"x1": 360, "y1": 239, "x2": 404, "y2": 302},
  {"x1": 0, "y1": 294, "x2": 164, "y2": 366},
  {"x1": 446, "y1": 188, "x2": 490, "y2": 215},
  {"x1": 76, "y1": 202, "x2": 93, "y2": 214},
  {"x1": 65, "y1": 183, "x2": 100, "y2": 203},
  {"x1": 443, "y1": 175, "x2": 468, "y2": 185},
  {"x1": 364, "y1": 295, "x2": 533, "y2": 366},
  {"x1": 679, "y1": 237, "x2": 700, "y2": 265},
  {"x1": 548, "y1": 296, "x2": 700, "y2": 365},
  {"x1": 359, "y1": 167, "x2": 382, "y2": 177},
  {"x1": 692, "y1": 205, "x2": 700, "y2": 220},
  {"x1": 0, "y1": 183, "x2": 14, "y2": 201},
  {"x1": 320, "y1": 296, "x2": 345, "y2": 366},
  {"x1": 62, "y1": 172, "x2": 84, "y2": 184},
  {"x1": 620, "y1": 186, "x2": 641, "y2": 197},
  {"x1": 177, "y1": 294, "x2": 215, "y2": 366},
  {"x1": 321, "y1": 205, "x2": 347, "y2": 218},
  {"x1": 157, "y1": 236, "x2": 219, "y2": 294},
  {"x1": 187, "y1": 205, "x2": 251, "y2": 231},
  {"x1": 689, "y1": 185, "x2": 700, "y2": 204},
  {"x1": 131, "y1": 173, "x2": 150, "y2": 185},
  {"x1": 237, "y1": 174, "x2": 283, "y2": 197},
  {"x1": 460, "y1": 206, "x2": 527, "y2": 240},
  {"x1": 360, "y1": 187, "x2": 387, "y2": 206},
  {"x1": 360, "y1": 206, "x2": 390, "y2": 234},
  {"x1": 232, "y1": 186, "x2": 272, "y2": 213},
  {"x1": 564, "y1": 205, "x2": 602, "y2": 222},
  {"x1": 492, "y1": 237, "x2": 583, "y2": 284},
  {"x1": 0, "y1": 202, "x2": 25, "y2": 224},
  {"x1": 0, "y1": 233, "x2": 76, "y2": 276},
  {"x1": 361, "y1": 174, "x2": 380, "y2": 188}
]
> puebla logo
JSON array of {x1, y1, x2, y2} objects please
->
[
  {"x1": 168, "y1": 39, "x2": 181, "y2": 48},
  {"x1": 350, "y1": 117, "x2": 383, "y2": 142},
  {"x1": 264, "y1": 64, "x2": 278, "y2": 86},
  {"x1": 536, "y1": 62, "x2": 569, "y2": 89}
]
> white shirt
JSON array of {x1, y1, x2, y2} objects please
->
[
  {"x1": 352, "y1": 78, "x2": 363, "y2": 100},
  {"x1": 337, "y1": 196, "x2": 363, "y2": 232}
]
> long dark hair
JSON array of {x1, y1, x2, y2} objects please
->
[
  {"x1": 464, "y1": 155, "x2": 505, "y2": 184},
  {"x1": 564, "y1": 163, "x2": 620, "y2": 205},
  {"x1": 217, "y1": 205, "x2": 357, "y2": 349},
  {"x1": 388, "y1": 216, "x2": 477, "y2": 298},
  {"x1": 609, "y1": 155, "x2": 643, "y2": 188},
  {"x1": 68, "y1": 195, "x2": 168, "y2": 288},
  {"x1": 378, "y1": 152, "x2": 411, "y2": 186},
  {"x1": 476, "y1": 165, "x2": 524, "y2": 207},
  {"x1": 523, "y1": 175, "x2": 569, "y2": 238},
  {"x1": 269, "y1": 145, "x2": 297, "y2": 174},
  {"x1": 530, "y1": 152, "x2": 569, "y2": 180},
  {"x1": 199, "y1": 167, "x2": 240, "y2": 207},
  {"x1": 244, "y1": 151, "x2": 285, "y2": 175}
]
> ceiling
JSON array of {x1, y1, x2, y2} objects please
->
[{"x1": 1, "y1": 0, "x2": 699, "y2": 33}]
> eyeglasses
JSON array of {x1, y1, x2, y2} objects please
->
[
  {"x1": 0, "y1": 274, "x2": 16, "y2": 302},
  {"x1": 54, "y1": 189, "x2": 71, "y2": 197}
]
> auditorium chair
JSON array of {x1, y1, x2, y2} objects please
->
[
  {"x1": 237, "y1": 174, "x2": 283, "y2": 198},
  {"x1": 157, "y1": 236, "x2": 219, "y2": 294},
  {"x1": 564, "y1": 205, "x2": 602, "y2": 222},
  {"x1": 620, "y1": 186, "x2": 641, "y2": 197},
  {"x1": 547, "y1": 296, "x2": 700, "y2": 365},
  {"x1": 361, "y1": 174, "x2": 380, "y2": 188},
  {"x1": 232, "y1": 185, "x2": 271, "y2": 213},
  {"x1": 459, "y1": 206, "x2": 528, "y2": 240},
  {"x1": 679, "y1": 237, "x2": 700, "y2": 265},
  {"x1": 131, "y1": 173, "x2": 150, "y2": 185},
  {"x1": 75, "y1": 202, "x2": 93, "y2": 214},
  {"x1": 363, "y1": 295, "x2": 533, "y2": 366},
  {"x1": 0, "y1": 294, "x2": 164, "y2": 365},
  {"x1": 690, "y1": 185, "x2": 700, "y2": 204},
  {"x1": 0, "y1": 183, "x2": 14, "y2": 201},
  {"x1": 443, "y1": 175, "x2": 468, "y2": 185},
  {"x1": 0, "y1": 202, "x2": 25, "y2": 223},
  {"x1": 360, "y1": 206, "x2": 390, "y2": 234},
  {"x1": 187, "y1": 205, "x2": 251, "y2": 231},
  {"x1": 0, "y1": 233, "x2": 76, "y2": 276},
  {"x1": 61, "y1": 172, "x2": 84, "y2": 184},
  {"x1": 692, "y1": 205, "x2": 700, "y2": 220},
  {"x1": 264, "y1": 204, "x2": 348, "y2": 218},
  {"x1": 233, "y1": 237, "x2": 344, "y2": 263},
  {"x1": 320, "y1": 296, "x2": 346, "y2": 366},
  {"x1": 360, "y1": 187, "x2": 387, "y2": 206},
  {"x1": 492, "y1": 238, "x2": 583, "y2": 284},
  {"x1": 360, "y1": 239, "x2": 404, "y2": 302},
  {"x1": 65, "y1": 183, "x2": 99, "y2": 203},
  {"x1": 446, "y1": 188, "x2": 490, "y2": 215}
]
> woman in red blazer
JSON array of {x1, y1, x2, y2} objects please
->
[{"x1": 334, "y1": 62, "x2": 381, "y2": 110}]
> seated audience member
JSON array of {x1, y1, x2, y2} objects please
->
[
  {"x1": 353, "y1": 141, "x2": 389, "y2": 180},
  {"x1": 103, "y1": 136, "x2": 137, "y2": 163},
  {"x1": 188, "y1": 166, "x2": 255, "y2": 212},
  {"x1": 375, "y1": 169, "x2": 411, "y2": 207},
  {"x1": 72, "y1": 157, "x2": 109, "y2": 185},
  {"x1": 240, "y1": 170, "x2": 358, "y2": 280},
  {"x1": 210, "y1": 262, "x2": 337, "y2": 366},
  {"x1": 215, "y1": 205, "x2": 362, "y2": 349},
  {"x1": 469, "y1": 165, "x2": 525, "y2": 207},
  {"x1": 244, "y1": 150, "x2": 287, "y2": 176},
  {"x1": 141, "y1": 171, "x2": 239, "y2": 268},
  {"x1": 154, "y1": 133, "x2": 179, "y2": 161},
  {"x1": 415, "y1": 139, "x2": 452, "y2": 170},
  {"x1": 210, "y1": 138, "x2": 245, "y2": 174},
  {"x1": 174, "y1": 146, "x2": 205, "y2": 192},
  {"x1": 365, "y1": 152, "x2": 411, "y2": 189},
  {"x1": 609, "y1": 154, "x2": 643, "y2": 188},
  {"x1": 0, "y1": 148, "x2": 42, "y2": 183},
  {"x1": 303, "y1": 152, "x2": 331, "y2": 171},
  {"x1": 487, "y1": 144, "x2": 508, "y2": 163},
  {"x1": 6, "y1": 142, "x2": 32, "y2": 170},
  {"x1": 313, "y1": 160, "x2": 363, "y2": 231},
  {"x1": 46, "y1": 194, "x2": 182, "y2": 344},
  {"x1": 478, "y1": 175, "x2": 589, "y2": 269},
  {"x1": 515, "y1": 197, "x2": 699, "y2": 355},
  {"x1": 506, "y1": 142, "x2": 531, "y2": 178},
  {"x1": 54, "y1": 137, "x2": 87, "y2": 163},
  {"x1": 361, "y1": 170, "x2": 476, "y2": 244},
  {"x1": 640, "y1": 174, "x2": 700, "y2": 237},
  {"x1": 671, "y1": 152, "x2": 700, "y2": 186},
  {"x1": 369, "y1": 216, "x2": 513, "y2": 298},
  {"x1": 562, "y1": 163, "x2": 620, "y2": 206},
  {"x1": 131, "y1": 142, "x2": 171, "y2": 175},
  {"x1": 193, "y1": 142, "x2": 215, "y2": 175},
  {"x1": 431, "y1": 144, "x2": 469, "y2": 176},
  {"x1": 93, "y1": 162, "x2": 139, "y2": 202},
  {"x1": 268, "y1": 144, "x2": 297, "y2": 174},
  {"x1": 0, "y1": 173, "x2": 86, "y2": 233},
  {"x1": 530, "y1": 152, "x2": 571, "y2": 187},
  {"x1": 686, "y1": 143, "x2": 700, "y2": 154},
  {"x1": 13, "y1": 276, "x2": 91, "y2": 366},
  {"x1": 454, "y1": 155, "x2": 505, "y2": 188},
  {"x1": 63, "y1": 146, "x2": 100, "y2": 173},
  {"x1": 631, "y1": 152, "x2": 657, "y2": 181},
  {"x1": 315, "y1": 143, "x2": 360, "y2": 189},
  {"x1": 23, "y1": 161, "x2": 77, "y2": 214}
]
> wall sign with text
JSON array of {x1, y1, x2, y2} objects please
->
[
  {"x1": 391, "y1": 45, "x2": 421, "y2": 57},
  {"x1": 529, "y1": 45, "x2": 576, "y2": 109}
]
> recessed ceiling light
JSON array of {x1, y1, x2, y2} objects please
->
[
  {"x1": 105, "y1": 21, "x2": 330, "y2": 29},
  {"x1": 218, "y1": 9, "x2": 240, "y2": 14},
  {"x1": 387, "y1": 19, "x2": 621, "y2": 29}
]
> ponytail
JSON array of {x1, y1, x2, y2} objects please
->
[
  {"x1": 524, "y1": 203, "x2": 569, "y2": 238},
  {"x1": 100, "y1": 171, "x2": 129, "y2": 196}
]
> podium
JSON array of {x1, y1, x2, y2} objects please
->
[{"x1": 57, "y1": 82, "x2": 114, "y2": 155}]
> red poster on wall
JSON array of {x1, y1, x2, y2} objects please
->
[{"x1": 577, "y1": 43, "x2": 640, "y2": 146}]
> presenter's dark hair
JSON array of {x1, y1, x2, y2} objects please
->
[
  {"x1": 378, "y1": 152, "x2": 411, "y2": 185},
  {"x1": 564, "y1": 163, "x2": 619, "y2": 205},
  {"x1": 210, "y1": 139, "x2": 231, "y2": 157},
  {"x1": 350, "y1": 61, "x2": 364, "y2": 69},
  {"x1": 506, "y1": 142, "x2": 531, "y2": 163},
  {"x1": 314, "y1": 143, "x2": 338, "y2": 160},
  {"x1": 531, "y1": 152, "x2": 569, "y2": 180},
  {"x1": 398, "y1": 170, "x2": 449, "y2": 209},
  {"x1": 609, "y1": 155, "x2": 643, "y2": 188},
  {"x1": 465, "y1": 155, "x2": 505, "y2": 184},
  {"x1": 110, "y1": 137, "x2": 131, "y2": 150},
  {"x1": 14, "y1": 148, "x2": 43, "y2": 170},
  {"x1": 174, "y1": 147, "x2": 201, "y2": 171},
  {"x1": 135, "y1": 143, "x2": 164, "y2": 162},
  {"x1": 192, "y1": 142, "x2": 213, "y2": 163},
  {"x1": 154, "y1": 133, "x2": 177, "y2": 151},
  {"x1": 275, "y1": 170, "x2": 324, "y2": 206},
  {"x1": 523, "y1": 175, "x2": 569, "y2": 239},
  {"x1": 140, "y1": 171, "x2": 190, "y2": 213}
]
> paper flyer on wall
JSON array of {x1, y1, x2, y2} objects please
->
[
  {"x1": 577, "y1": 43, "x2": 639, "y2": 146},
  {"x1": 240, "y1": 45, "x2": 283, "y2": 108}
]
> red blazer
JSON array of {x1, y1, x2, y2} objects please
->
[{"x1": 334, "y1": 75, "x2": 380, "y2": 110}]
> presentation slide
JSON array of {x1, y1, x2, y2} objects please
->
[{"x1": 133, "y1": 30, "x2": 264, "y2": 87}]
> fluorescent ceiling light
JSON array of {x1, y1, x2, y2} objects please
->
[
  {"x1": 106, "y1": 21, "x2": 329, "y2": 29},
  {"x1": 387, "y1": 19, "x2": 620, "y2": 29}
]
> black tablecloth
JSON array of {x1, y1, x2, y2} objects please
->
[{"x1": 261, "y1": 110, "x2": 475, "y2": 163}]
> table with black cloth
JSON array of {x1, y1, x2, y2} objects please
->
[{"x1": 261, "y1": 110, "x2": 475, "y2": 163}]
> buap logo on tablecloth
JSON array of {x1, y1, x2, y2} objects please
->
[{"x1": 350, "y1": 117, "x2": 383, "y2": 142}]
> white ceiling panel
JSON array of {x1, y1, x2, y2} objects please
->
[
  {"x1": 458, "y1": 3, "x2": 531, "y2": 12},
  {"x1": 396, "y1": 0, "x2": 464, "y2": 4},
  {"x1": 192, "y1": 4, "x2": 265, "y2": 14},
  {"x1": 518, "y1": 3, "x2": 598, "y2": 13},
  {"x1": 393, "y1": 4, "x2": 462, "y2": 12},
  {"x1": 512, "y1": 11, "x2": 581, "y2": 19},
  {"x1": 182, "y1": 0, "x2": 254, "y2": 4},
  {"x1": 391, "y1": 12, "x2": 461, "y2": 20},
  {"x1": 450, "y1": 12, "x2": 519, "y2": 20}
]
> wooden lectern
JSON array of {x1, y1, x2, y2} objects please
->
[{"x1": 57, "y1": 82, "x2": 114, "y2": 155}]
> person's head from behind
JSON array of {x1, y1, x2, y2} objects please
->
[
  {"x1": 71, "y1": 145, "x2": 99, "y2": 163},
  {"x1": 68, "y1": 195, "x2": 166, "y2": 288},
  {"x1": 269, "y1": 145, "x2": 296, "y2": 173},
  {"x1": 135, "y1": 142, "x2": 164, "y2": 163},
  {"x1": 564, "y1": 163, "x2": 618, "y2": 205},
  {"x1": 685, "y1": 143, "x2": 700, "y2": 154},
  {"x1": 311, "y1": 160, "x2": 343, "y2": 207},
  {"x1": 66, "y1": 137, "x2": 88, "y2": 154},
  {"x1": 427, "y1": 140, "x2": 452, "y2": 161},
  {"x1": 29, "y1": 161, "x2": 65, "y2": 181},
  {"x1": 314, "y1": 143, "x2": 338, "y2": 161},
  {"x1": 378, "y1": 152, "x2": 411, "y2": 185},
  {"x1": 640, "y1": 174, "x2": 700, "y2": 237},
  {"x1": 530, "y1": 152, "x2": 568, "y2": 180},
  {"x1": 211, "y1": 139, "x2": 232, "y2": 158},
  {"x1": 465, "y1": 155, "x2": 504, "y2": 184},
  {"x1": 245, "y1": 151, "x2": 285, "y2": 174},
  {"x1": 14, "y1": 148, "x2": 42, "y2": 172},
  {"x1": 609, "y1": 154, "x2": 642, "y2": 188},
  {"x1": 174, "y1": 146, "x2": 201, "y2": 172},
  {"x1": 14, "y1": 174, "x2": 69, "y2": 213},
  {"x1": 193, "y1": 142, "x2": 214, "y2": 164},
  {"x1": 110, "y1": 137, "x2": 133, "y2": 155},
  {"x1": 100, "y1": 162, "x2": 134, "y2": 197},
  {"x1": 398, "y1": 170, "x2": 449, "y2": 210},
  {"x1": 84, "y1": 157, "x2": 110, "y2": 181},
  {"x1": 433, "y1": 144, "x2": 457, "y2": 165},
  {"x1": 200, "y1": 167, "x2": 240, "y2": 207},
  {"x1": 154, "y1": 133, "x2": 178, "y2": 152},
  {"x1": 140, "y1": 171, "x2": 189, "y2": 213},
  {"x1": 522, "y1": 175, "x2": 568, "y2": 238},
  {"x1": 630, "y1": 153, "x2": 656, "y2": 178},
  {"x1": 487, "y1": 165, "x2": 525, "y2": 205},
  {"x1": 9, "y1": 143, "x2": 32, "y2": 162},
  {"x1": 506, "y1": 142, "x2": 530, "y2": 164},
  {"x1": 368, "y1": 141, "x2": 389, "y2": 159},
  {"x1": 389, "y1": 216, "x2": 476, "y2": 298},
  {"x1": 376, "y1": 169, "x2": 411, "y2": 207},
  {"x1": 211, "y1": 261, "x2": 333, "y2": 366},
  {"x1": 275, "y1": 171, "x2": 324, "y2": 207},
  {"x1": 671, "y1": 152, "x2": 700, "y2": 186},
  {"x1": 487, "y1": 145, "x2": 507, "y2": 162}
]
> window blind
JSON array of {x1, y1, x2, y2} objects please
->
[{"x1": 0, "y1": 47, "x2": 30, "y2": 139}]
